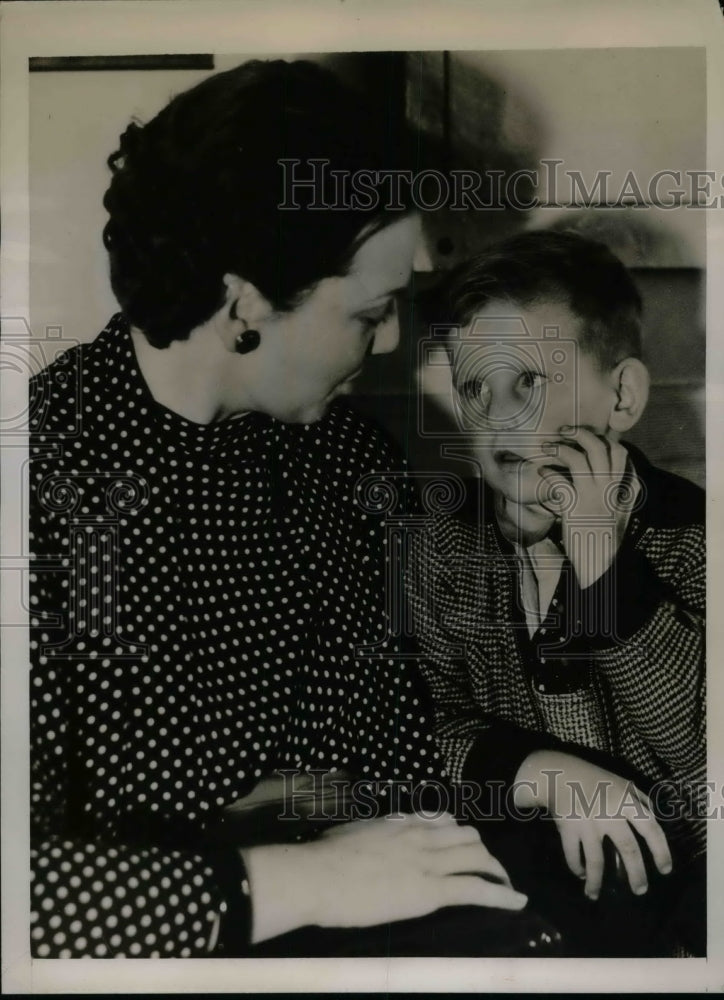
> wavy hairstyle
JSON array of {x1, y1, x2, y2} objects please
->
[{"x1": 103, "y1": 59, "x2": 412, "y2": 347}]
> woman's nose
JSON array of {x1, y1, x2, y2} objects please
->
[{"x1": 371, "y1": 306, "x2": 400, "y2": 355}]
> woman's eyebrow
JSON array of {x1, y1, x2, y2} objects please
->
[
  {"x1": 354, "y1": 297, "x2": 395, "y2": 320},
  {"x1": 361, "y1": 282, "x2": 409, "y2": 305},
  {"x1": 354, "y1": 294, "x2": 399, "y2": 316}
]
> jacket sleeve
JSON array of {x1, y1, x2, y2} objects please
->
[{"x1": 562, "y1": 520, "x2": 705, "y2": 779}]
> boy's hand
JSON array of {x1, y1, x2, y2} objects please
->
[
  {"x1": 515, "y1": 750, "x2": 672, "y2": 900},
  {"x1": 537, "y1": 426, "x2": 636, "y2": 588}
]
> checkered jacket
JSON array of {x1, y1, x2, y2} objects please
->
[{"x1": 407, "y1": 446, "x2": 705, "y2": 860}]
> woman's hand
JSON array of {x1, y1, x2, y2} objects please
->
[
  {"x1": 241, "y1": 812, "x2": 527, "y2": 943},
  {"x1": 514, "y1": 750, "x2": 672, "y2": 900}
]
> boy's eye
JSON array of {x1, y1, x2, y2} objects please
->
[
  {"x1": 517, "y1": 370, "x2": 546, "y2": 391},
  {"x1": 457, "y1": 377, "x2": 493, "y2": 411},
  {"x1": 457, "y1": 377, "x2": 485, "y2": 403}
]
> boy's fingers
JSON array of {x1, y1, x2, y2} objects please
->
[
  {"x1": 610, "y1": 441, "x2": 629, "y2": 479},
  {"x1": 559, "y1": 426, "x2": 610, "y2": 474},
  {"x1": 629, "y1": 813, "x2": 673, "y2": 876},
  {"x1": 607, "y1": 825, "x2": 648, "y2": 895},
  {"x1": 558, "y1": 824, "x2": 585, "y2": 878},
  {"x1": 543, "y1": 441, "x2": 592, "y2": 477},
  {"x1": 581, "y1": 834, "x2": 605, "y2": 900},
  {"x1": 537, "y1": 468, "x2": 576, "y2": 514},
  {"x1": 633, "y1": 786, "x2": 653, "y2": 810}
]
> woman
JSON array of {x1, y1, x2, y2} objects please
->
[{"x1": 29, "y1": 59, "x2": 550, "y2": 959}]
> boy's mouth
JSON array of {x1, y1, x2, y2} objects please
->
[
  {"x1": 494, "y1": 450, "x2": 528, "y2": 467},
  {"x1": 494, "y1": 449, "x2": 569, "y2": 476}
]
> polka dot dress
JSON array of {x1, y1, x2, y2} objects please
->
[{"x1": 29, "y1": 314, "x2": 443, "y2": 958}]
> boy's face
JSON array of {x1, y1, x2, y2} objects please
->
[{"x1": 449, "y1": 298, "x2": 617, "y2": 508}]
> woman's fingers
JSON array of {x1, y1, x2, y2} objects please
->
[
  {"x1": 320, "y1": 811, "x2": 461, "y2": 844},
  {"x1": 429, "y1": 842, "x2": 512, "y2": 887},
  {"x1": 307, "y1": 816, "x2": 528, "y2": 929},
  {"x1": 396, "y1": 811, "x2": 459, "y2": 830},
  {"x1": 424, "y1": 821, "x2": 487, "y2": 850},
  {"x1": 441, "y1": 874, "x2": 527, "y2": 912}
]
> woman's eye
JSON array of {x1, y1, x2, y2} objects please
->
[
  {"x1": 517, "y1": 370, "x2": 546, "y2": 390},
  {"x1": 358, "y1": 300, "x2": 395, "y2": 332}
]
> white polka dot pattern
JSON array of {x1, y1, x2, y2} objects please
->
[{"x1": 29, "y1": 314, "x2": 443, "y2": 957}]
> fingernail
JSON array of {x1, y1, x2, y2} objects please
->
[
  {"x1": 661, "y1": 863, "x2": 673, "y2": 875},
  {"x1": 514, "y1": 892, "x2": 528, "y2": 906},
  {"x1": 585, "y1": 890, "x2": 599, "y2": 901},
  {"x1": 634, "y1": 884, "x2": 648, "y2": 896},
  {"x1": 559, "y1": 425, "x2": 574, "y2": 433}
]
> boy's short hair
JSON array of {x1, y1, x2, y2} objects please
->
[{"x1": 443, "y1": 230, "x2": 643, "y2": 370}]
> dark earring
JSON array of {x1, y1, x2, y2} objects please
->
[{"x1": 234, "y1": 328, "x2": 261, "y2": 354}]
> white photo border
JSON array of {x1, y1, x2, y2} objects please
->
[{"x1": 2, "y1": 0, "x2": 723, "y2": 992}]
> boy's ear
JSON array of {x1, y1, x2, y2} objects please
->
[{"x1": 608, "y1": 357, "x2": 650, "y2": 433}]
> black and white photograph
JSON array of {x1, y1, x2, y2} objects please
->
[{"x1": 2, "y1": 0, "x2": 723, "y2": 993}]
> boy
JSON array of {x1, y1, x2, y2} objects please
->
[{"x1": 408, "y1": 231, "x2": 705, "y2": 954}]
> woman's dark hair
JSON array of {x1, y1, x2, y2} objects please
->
[
  {"x1": 441, "y1": 230, "x2": 643, "y2": 370},
  {"x1": 103, "y1": 59, "x2": 412, "y2": 347}
]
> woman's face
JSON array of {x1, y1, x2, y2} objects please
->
[{"x1": 241, "y1": 214, "x2": 421, "y2": 423}]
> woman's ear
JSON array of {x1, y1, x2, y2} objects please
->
[
  {"x1": 217, "y1": 273, "x2": 272, "y2": 343},
  {"x1": 608, "y1": 357, "x2": 650, "y2": 433}
]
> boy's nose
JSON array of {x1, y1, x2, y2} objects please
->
[
  {"x1": 486, "y1": 391, "x2": 522, "y2": 427},
  {"x1": 487, "y1": 398, "x2": 542, "y2": 434}
]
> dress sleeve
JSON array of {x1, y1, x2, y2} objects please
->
[
  {"x1": 29, "y1": 476, "x2": 248, "y2": 959},
  {"x1": 30, "y1": 837, "x2": 227, "y2": 958}
]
